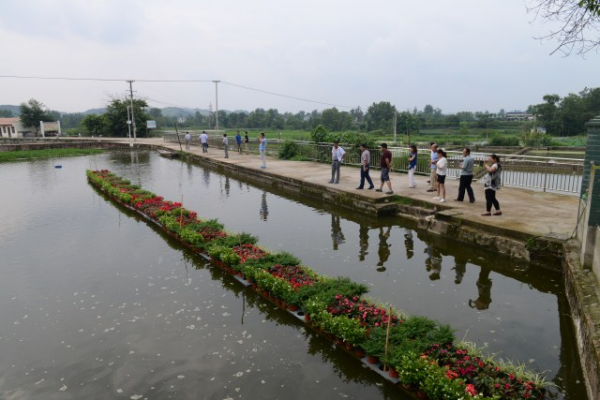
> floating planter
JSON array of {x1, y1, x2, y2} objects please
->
[{"x1": 86, "y1": 169, "x2": 549, "y2": 400}]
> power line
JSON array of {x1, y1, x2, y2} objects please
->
[
  {"x1": 221, "y1": 81, "x2": 352, "y2": 109},
  {"x1": 0, "y1": 74, "x2": 354, "y2": 109},
  {"x1": 0, "y1": 75, "x2": 213, "y2": 83}
]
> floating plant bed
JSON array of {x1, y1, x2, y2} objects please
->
[{"x1": 87, "y1": 169, "x2": 549, "y2": 400}]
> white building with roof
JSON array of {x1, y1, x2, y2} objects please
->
[{"x1": 0, "y1": 118, "x2": 29, "y2": 138}]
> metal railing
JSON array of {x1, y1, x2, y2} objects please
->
[{"x1": 163, "y1": 133, "x2": 584, "y2": 194}]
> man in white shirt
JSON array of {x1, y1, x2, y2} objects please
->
[
  {"x1": 184, "y1": 132, "x2": 191, "y2": 149},
  {"x1": 199, "y1": 131, "x2": 209, "y2": 153},
  {"x1": 329, "y1": 140, "x2": 345, "y2": 184}
]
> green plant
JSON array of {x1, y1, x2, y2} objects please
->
[
  {"x1": 179, "y1": 227, "x2": 204, "y2": 247},
  {"x1": 207, "y1": 245, "x2": 240, "y2": 266},
  {"x1": 254, "y1": 269, "x2": 294, "y2": 300},
  {"x1": 298, "y1": 277, "x2": 369, "y2": 309},
  {"x1": 311, "y1": 125, "x2": 329, "y2": 143},
  {"x1": 278, "y1": 139, "x2": 301, "y2": 160},
  {"x1": 396, "y1": 351, "x2": 431, "y2": 387},
  {"x1": 421, "y1": 363, "x2": 471, "y2": 400}
]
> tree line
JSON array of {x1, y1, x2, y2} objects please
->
[
  {"x1": 527, "y1": 87, "x2": 600, "y2": 136},
  {"x1": 7, "y1": 86, "x2": 600, "y2": 138}
]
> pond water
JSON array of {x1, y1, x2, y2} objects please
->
[{"x1": 0, "y1": 150, "x2": 588, "y2": 399}]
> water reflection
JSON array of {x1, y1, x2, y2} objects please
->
[
  {"x1": 202, "y1": 167, "x2": 210, "y2": 188},
  {"x1": 259, "y1": 192, "x2": 269, "y2": 221},
  {"x1": 331, "y1": 215, "x2": 345, "y2": 250},
  {"x1": 376, "y1": 226, "x2": 391, "y2": 272},
  {"x1": 424, "y1": 244, "x2": 442, "y2": 281},
  {"x1": 403, "y1": 229, "x2": 414, "y2": 260},
  {"x1": 469, "y1": 267, "x2": 493, "y2": 310},
  {"x1": 359, "y1": 225, "x2": 369, "y2": 261},
  {"x1": 453, "y1": 255, "x2": 467, "y2": 284}
]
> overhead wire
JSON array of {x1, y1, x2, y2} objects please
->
[{"x1": 0, "y1": 75, "x2": 352, "y2": 109}]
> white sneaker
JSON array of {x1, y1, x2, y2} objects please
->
[
  {"x1": 433, "y1": 196, "x2": 440, "y2": 200},
  {"x1": 440, "y1": 198, "x2": 445, "y2": 203}
]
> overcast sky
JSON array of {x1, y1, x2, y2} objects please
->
[{"x1": 1, "y1": 0, "x2": 598, "y2": 115}]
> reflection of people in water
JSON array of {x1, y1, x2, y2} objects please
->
[
  {"x1": 469, "y1": 267, "x2": 492, "y2": 310},
  {"x1": 224, "y1": 176, "x2": 230, "y2": 197},
  {"x1": 404, "y1": 229, "x2": 414, "y2": 259},
  {"x1": 331, "y1": 215, "x2": 345, "y2": 250},
  {"x1": 452, "y1": 255, "x2": 467, "y2": 284},
  {"x1": 424, "y1": 244, "x2": 442, "y2": 280},
  {"x1": 259, "y1": 192, "x2": 269, "y2": 221},
  {"x1": 377, "y1": 226, "x2": 391, "y2": 272},
  {"x1": 359, "y1": 225, "x2": 369, "y2": 261},
  {"x1": 202, "y1": 168, "x2": 210, "y2": 188}
]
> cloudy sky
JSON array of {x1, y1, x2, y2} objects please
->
[{"x1": 0, "y1": 0, "x2": 598, "y2": 115}]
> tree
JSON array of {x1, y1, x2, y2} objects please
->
[
  {"x1": 528, "y1": 0, "x2": 600, "y2": 55},
  {"x1": 19, "y1": 99, "x2": 54, "y2": 135},
  {"x1": 396, "y1": 111, "x2": 421, "y2": 138},
  {"x1": 321, "y1": 107, "x2": 341, "y2": 131},
  {"x1": 60, "y1": 113, "x2": 86, "y2": 129},
  {"x1": 365, "y1": 101, "x2": 396, "y2": 133},
  {"x1": 103, "y1": 97, "x2": 150, "y2": 137},
  {"x1": 532, "y1": 94, "x2": 561, "y2": 134},
  {"x1": 81, "y1": 114, "x2": 106, "y2": 136},
  {"x1": 0, "y1": 109, "x2": 13, "y2": 117}
]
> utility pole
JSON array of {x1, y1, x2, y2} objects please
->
[
  {"x1": 126, "y1": 105, "x2": 132, "y2": 139},
  {"x1": 213, "y1": 80, "x2": 221, "y2": 131},
  {"x1": 127, "y1": 80, "x2": 137, "y2": 141},
  {"x1": 393, "y1": 112, "x2": 397, "y2": 144}
]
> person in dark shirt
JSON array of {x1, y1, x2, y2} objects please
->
[{"x1": 375, "y1": 143, "x2": 393, "y2": 194}]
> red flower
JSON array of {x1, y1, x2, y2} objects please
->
[{"x1": 465, "y1": 384, "x2": 477, "y2": 396}]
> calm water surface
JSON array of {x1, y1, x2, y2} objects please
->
[{"x1": 0, "y1": 151, "x2": 587, "y2": 399}]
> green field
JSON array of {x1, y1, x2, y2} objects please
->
[{"x1": 157, "y1": 127, "x2": 588, "y2": 148}]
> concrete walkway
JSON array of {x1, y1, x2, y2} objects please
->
[{"x1": 134, "y1": 139, "x2": 580, "y2": 241}]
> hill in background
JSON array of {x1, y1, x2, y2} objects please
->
[{"x1": 0, "y1": 105, "x2": 21, "y2": 116}]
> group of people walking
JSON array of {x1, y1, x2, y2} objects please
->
[
  {"x1": 336, "y1": 142, "x2": 393, "y2": 194},
  {"x1": 221, "y1": 131, "x2": 267, "y2": 168},
  {"x1": 330, "y1": 141, "x2": 502, "y2": 216},
  {"x1": 427, "y1": 142, "x2": 502, "y2": 215},
  {"x1": 188, "y1": 133, "x2": 503, "y2": 216}
]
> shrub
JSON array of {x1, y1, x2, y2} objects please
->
[
  {"x1": 278, "y1": 140, "x2": 301, "y2": 160},
  {"x1": 488, "y1": 135, "x2": 520, "y2": 147}
]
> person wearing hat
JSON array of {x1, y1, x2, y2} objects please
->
[
  {"x1": 329, "y1": 140, "x2": 346, "y2": 184},
  {"x1": 356, "y1": 143, "x2": 374, "y2": 190},
  {"x1": 376, "y1": 143, "x2": 393, "y2": 194}
]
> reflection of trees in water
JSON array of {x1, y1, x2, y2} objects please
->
[
  {"x1": 259, "y1": 192, "x2": 269, "y2": 221},
  {"x1": 377, "y1": 226, "x2": 391, "y2": 272},
  {"x1": 331, "y1": 215, "x2": 345, "y2": 250},
  {"x1": 469, "y1": 267, "x2": 492, "y2": 310},
  {"x1": 424, "y1": 244, "x2": 442, "y2": 281},
  {"x1": 359, "y1": 225, "x2": 369, "y2": 261}
]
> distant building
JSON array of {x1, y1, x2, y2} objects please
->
[
  {"x1": 177, "y1": 117, "x2": 187, "y2": 124},
  {"x1": 506, "y1": 111, "x2": 534, "y2": 121},
  {"x1": 0, "y1": 118, "x2": 62, "y2": 137},
  {"x1": 40, "y1": 121, "x2": 62, "y2": 137},
  {"x1": 0, "y1": 118, "x2": 29, "y2": 138}
]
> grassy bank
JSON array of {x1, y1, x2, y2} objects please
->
[{"x1": 0, "y1": 148, "x2": 104, "y2": 162}]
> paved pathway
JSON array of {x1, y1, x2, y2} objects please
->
[{"x1": 119, "y1": 138, "x2": 581, "y2": 240}]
